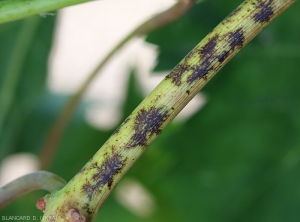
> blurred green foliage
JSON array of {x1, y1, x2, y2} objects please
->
[{"x1": 1, "y1": 0, "x2": 300, "y2": 221}]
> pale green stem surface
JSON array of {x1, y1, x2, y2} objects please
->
[
  {"x1": 0, "y1": 171, "x2": 66, "y2": 209},
  {"x1": 0, "y1": 0, "x2": 92, "y2": 24},
  {"x1": 40, "y1": 0, "x2": 196, "y2": 170},
  {"x1": 41, "y1": 0, "x2": 296, "y2": 221}
]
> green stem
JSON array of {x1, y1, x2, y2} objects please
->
[
  {"x1": 39, "y1": 0, "x2": 196, "y2": 170},
  {"x1": 0, "y1": 171, "x2": 66, "y2": 209},
  {"x1": 0, "y1": 0, "x2": 92, "y2": 24},
  {"x1": 41, "y1": 0, "x2": 296, "y2": 221},
  {"x1": 0, "y1": 16, "x2": 40, "y2": 143}
]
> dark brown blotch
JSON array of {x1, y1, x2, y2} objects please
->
[
  {"x1": 166, "y1": 63, "x2": 190, "y2": 86},
  {"x1": 82, "y1": 181, "x2": 94, "y2": 200},
  {"x1": 187, "y1": 62, "x2": 212, "y2": 83},
  {"x1": 128, "y1": 107, "x2": 169, "y2": 148},
  {"x1": 166, "y1": 50, "x2": 198, "y2": 86},
  {"x1": 253, "y1": 0, "x2": 274, "y2": 23},
  {"x1": 217, "y1": 28, "x2": 245, "y2": 63},
  {"x1": 199, "y1": 34, "x2": 219, "y2": 58},
  {"x1": 217, "y1": 50, "x2": 230, "y2": 63},
  {"x1": 92, "y1": 152, "x2": 124, "y2": 189},
  {"x1": 186, "y1": 34, "x2": 219, "y2": 83},
  {"x1": 81, "y1": 151, "x2": 125, "y2": 200},
  {"x1": 228, "y1": 28, "x2": 245, "y2": 48}
]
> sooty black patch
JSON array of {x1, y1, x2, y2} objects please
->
[
  {"x1": 217, "y1": 50, "x2": 230, "y2": 63},
  {"x1": 166, "y1": 50, "x2": 199, "y2": 86},
  {"x1": 187, "y1": 34, "x2": 219, "y2": 83},
  {"x1": 217, "y1": 28, "x2": 245, "y2": 63},
  {"x1": 81, "y1": 151, "x2": 125, "y2": 200},
  {"x1": 254, "y1": 0, "x2": 274, "y2": 23},
  {"x1": 167, "y1": 63, "x2": 190, "y2": 86},
  {"x1": 92, "y1": 152, "x2": 124, "y2": 189},
  {"x1": 128, "y1": 107, "x2": 169, "y2": 148},
  {"x1": 199, "y1": 34, "x2": 219, "y2": 58},
  {"x1": 187, "y1": 62, "x2": 211, "y2": 83},
  {"x1": 228, "y1": 28, "x2": 245, "y2": 48}
]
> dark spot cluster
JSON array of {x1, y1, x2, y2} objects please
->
[
  {"x1": 229, "y1": 28, "x2": 245, "y2": 48},
  {"x1": 217, "y1": 28, "x2": 245, "y2": 63},
  {"x1": 166, "y1": 48, "x2": 201, "y2": 86},
  {"x1": 166, "y1": 23, "x2": 246, "y2": 85},
  {"x1": 217, "y1": 50, "x2": 230, "y2": 63},
  {"x1": 166, "y1": 63, "x2": 190, "y2": 86},
  {"x1": 253, "y1": 0, "x2": 274, "y2": 23},
  {"x1": 82, "y1": 182, "x2": 94, "y2": 200},
  {"x1": 199, "y1": 34, "x2": 219, "y2": 56},
  {"x1": 187, "y1": 34, "x2": 219, "y2": 83},
  {"x1": 81, "y1": 151, "x2": 125, "y2": 200},
  {"x1": 187, "y1": 66, "x2": 211, "y2": 83},
  {"x1": 82, "y1": 203, "x2": 93, "y2": 216},
  {"x1": 92, "y1": 152, "x2": 124, "y2": 189},
  {"x1": 128, "y1": 107, "x2": 169, "y2": 148}
]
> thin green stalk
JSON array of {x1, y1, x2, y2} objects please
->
[
  {"x1": 0, "y1": 0, "x2": 92, "y2": 24},
  {"x1": 0, "y1": 16, "x2": 40, "y2": 143},
  {"x1": 39, "y1": 0, "x2": 196, "y2": 170},
  {"x1": 0, "y1": 171, "x2": 66, "y2": 209},
  {"x1": 40, "y1": 0, "x2": 296, "y2": 221}
]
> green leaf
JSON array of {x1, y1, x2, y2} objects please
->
[
  {"x1": 0, "y1": 15, "x2": 57, "y2": 158},
  {"x1": 0, "y1": 15, "x2": 57, "y2": 217}
]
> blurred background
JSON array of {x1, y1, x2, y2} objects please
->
[{"x1": 1, "y1": 0, "x2": 300, "y2": 221}]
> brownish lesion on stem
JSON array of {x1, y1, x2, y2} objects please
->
[{"x1": 39, "y1": 0, "x2": 196, "y2": 170}]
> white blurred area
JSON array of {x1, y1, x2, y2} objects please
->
[
  {"x1": 115, "y1": 178, "x2": 156, "y2": 217},
  {"x1": 48, "y1": 0, "x2": 206, "y2": 129},
  {"x1": 0, "y1": 153, "x2": 39, "y2": 186}
]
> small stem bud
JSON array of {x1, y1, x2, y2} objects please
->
[
  {"x1": 36, "y1": 197, "x2": 46, "y2": 211},
  {"x1": 68, "y1": 209, "x2": 85, "y2": 222}
]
